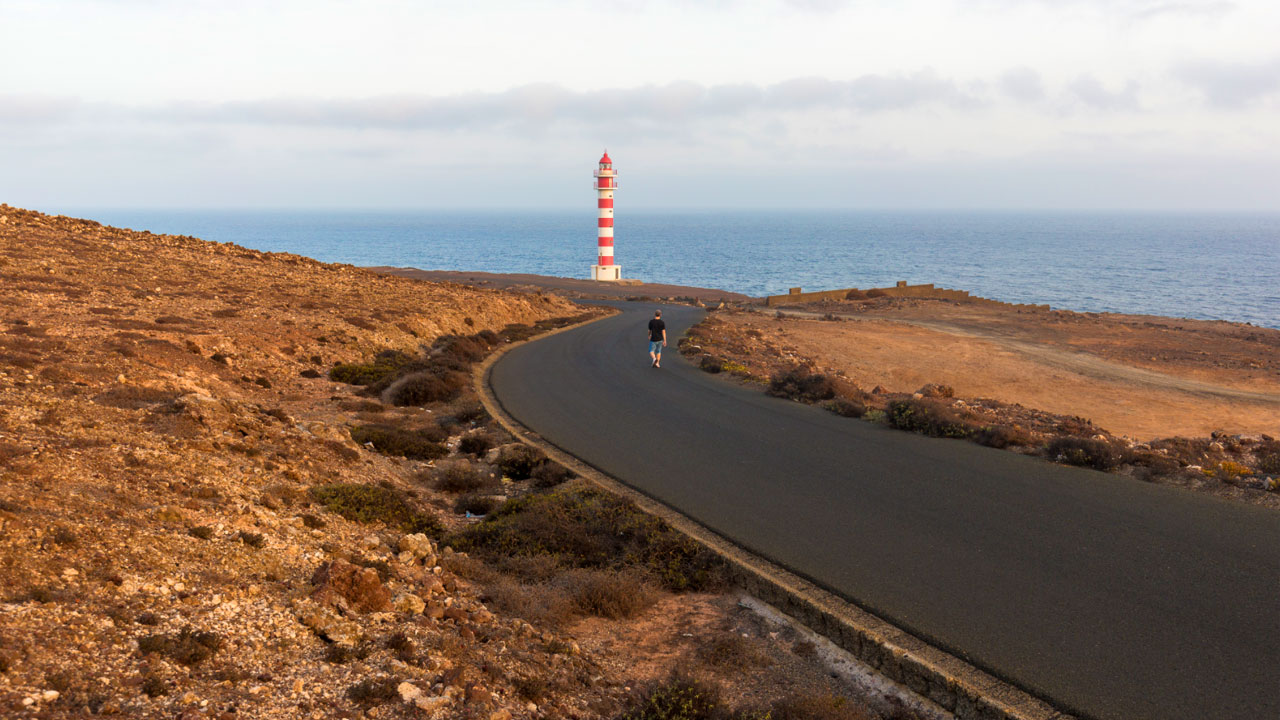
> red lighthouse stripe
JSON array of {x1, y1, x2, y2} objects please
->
[
  {"x1": 598, "y1": 257, "x2": 614, "y2": 266},
  {"x1": 597, "y1": 178, "x2": 612, "y2": 188},
  {"x1": 597, "y1": 237, "x2": 613, "y2": 246},
  {"x1": 598, "y1": 218, "x2": 613, "y2": 227},
  {"x1": 598, "y1": 199, "x2": 613, "y2": 208}
]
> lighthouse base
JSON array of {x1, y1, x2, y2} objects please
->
[{"x1": 590, "y1": 264, "x2": 622, "y2": 282}]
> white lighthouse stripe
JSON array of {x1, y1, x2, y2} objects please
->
[
  {"x1": 598, "y1": 227, "x2": 613, "y2": 238},
  {"x1": 598, "y1": 246, "x2": 614, "y2": 257}
]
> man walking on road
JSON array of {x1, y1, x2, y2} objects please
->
[{"x1": 648, "y1": 310, "x2": 667, "y2": 368}]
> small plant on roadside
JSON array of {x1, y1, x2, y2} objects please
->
[
  {"x1": 531, "y1": 461, "x2": 575, "y2": 488},
  {"x1": 497, "y1": 444, "x2": 547, "y2": 480},
  {"x1": 821, "y1": 398, "x2": 865, "y2": 418},
  {"x1": 886, "y1": 399, "x2": 971, "y2": 439},
  {"x1": 433, "y1": 460, "x2": 491, "y2": 493},
  {"x1": 972, "y1": 425, "x2": 1032, "y2": 449},
  {"x1": 617, "y1": 675, "x2": 721, "y2": 720},
  {"x1": 458, "y1": 432, "x2": 494, "y2": 457},
  {"x1": 699, "y1": 355, "x2": 725, "y2": 374},
  {"x1": 767, "y1": 368, "x2": 835, "y2": 403},
  {"x1": 454, "y1": 494, "x2": 500, "y2": 516},
  {"x1": 1047, "y1": 436, "x2": 1130, "y2": 471}
]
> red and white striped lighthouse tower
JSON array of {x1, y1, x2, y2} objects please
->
[{"x1": 591, "y1": 151, "x2": 621, "y2": 281}]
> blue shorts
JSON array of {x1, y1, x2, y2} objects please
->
[{"x1": 649, "y1": 340, "x2": 664, "y2": 354}]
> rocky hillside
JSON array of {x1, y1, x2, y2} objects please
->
[
  {"x1": 0, "y1": 206, "x2": 584, "y2": 716},
  {"x1": 0, "y1": 207, "x2": 891, "y2": 720}
]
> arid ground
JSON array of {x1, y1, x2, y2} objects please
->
[{"x1": 0, "y1": 206, "x2": 895, "y2": 719}]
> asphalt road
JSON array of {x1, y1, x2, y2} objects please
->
[{"x1": 489, "y1": 302, "x2": 1280, "y2": 720}]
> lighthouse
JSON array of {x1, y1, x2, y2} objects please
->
[{"x1": 590, "y1": 151, "x2": 621, "y2": 281}]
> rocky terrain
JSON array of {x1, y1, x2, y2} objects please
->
[
  {"x1": 682, "y1": 299, "x2": 1280, "y2": 508},
  {"x1": 0, "y1": 206, "x2": 895, "y2": 719}
]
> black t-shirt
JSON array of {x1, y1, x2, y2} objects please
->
[{"x1": 648, "y1": 318, "x2": 666, "y2": 342}]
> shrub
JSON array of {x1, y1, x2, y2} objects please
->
[
  {"x1": 299, "y1": 368, "x2": 322, "y2": 378},
  {"x1": 141, "y1": 675, "x2": 168, "y2": 697},
  {"x1": 450, "y1": 401, "x2": 488, "y2": 424},
  {"x1": 454, "y1": 494, "x2": 500, "y2": 516},
  {"x1": 329, "y1": 350, "x2": 413, "y2": 386},
  {"x1": 821, "y1": 398, "x2": 865, "y2": 418},
  {"x1": 497, "y1": 444, "x2": 547, "y2": 480},
  {"x1": 387, "y1": 370, "x2": 469, "y2": 406},
  {"x1": 137, "y1": 627, "x2": 223, "y2": 666},
  {"x1": 1259, "y1": 450, "x2": 1280, "y2": 475},
  {"x1": 617, "y1": 675, "x2": 721, "y2": 720},
  {"x1": 531, "y1": 461, "x2": 574, "y2": 489},
  {"x1": 187, "y1": 526, "x2": 214, "y2": 540},
  {"x1": 564, "y1": 568, "x2": 656, "y2": 619},
  {"x1": 349, "y1": 425, "x2": 446, "y2": 460},
  {"x1": 886, "y1": 399, "x2": 971, "y2": 439},
  {"x1": 433, "y1": 335, "x2": 488, "y2": 364},
  {"x1": 865, "y1": 288, "x2": 887, "y2": 298},
  {"x1": 698, "y1": 355, "x2": 724, "y2": 374},
  {"x1": 433, "y1": 461, "x2": 490, "y2": 493},
  {"x1": 917, "y1": 383, "x2": 954, "y2": 399},
  {"x1": 458, "y1": 432, "x2": 494, "y2": 457},
  {"x1": 844, "y1": 289, "x2": 867, "y2": 300},
  {"x1": 311, "y1": 483, "x2": 441, "y2": 535},
  {"x1": 972, "y1": 425, "x2": 1032, "y2": 449},
  {"x1": 237, "y1": 530, "x2": 266, "y2": 548},
  {"x1": 1047, "y1": 436, "x2": 1129, "y2": 471},
  {"x1": 451, "y1": 486, "x2": 723, "y2": 592},
  {"x1": 767, "y1": 368, "x2": 835, "y2": 403}
]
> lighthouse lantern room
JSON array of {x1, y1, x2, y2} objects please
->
[{"x1": 591, "y1": 151, "x2": 621, "y2": 281}]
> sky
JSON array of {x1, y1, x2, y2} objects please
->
[{"x1": 2, "y1": 0, "x2": 1278, "y2": 211}]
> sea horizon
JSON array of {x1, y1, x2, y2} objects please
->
[{"x1": 65, "y1": 207, "x2": 1280, "y2": 329}]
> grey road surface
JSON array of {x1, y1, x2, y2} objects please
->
[{"x1": 489, "y1": 302, "x2": 1280, "y2": 720}]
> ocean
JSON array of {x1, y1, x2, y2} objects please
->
[{"x1": 76, "y1": 209, "x2": 1280, "y2": 329}]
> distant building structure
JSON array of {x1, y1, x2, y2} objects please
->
[{"x1": 591, "y1": 151, "x2": 621, "y2": 281}]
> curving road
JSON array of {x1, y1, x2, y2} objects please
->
[{"x1": 489, "y1": 302, "x2": 1280, "y2": 720}]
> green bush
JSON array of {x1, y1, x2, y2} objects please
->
[
  {"x1": 1259, "y1": 450, "x2": 1280, "y2": 475},
  {"x1": 1047, "y1": 436, "x2": 1130, "y2": 470},
  {"x1": 311, "y1": 483, "x2": 441, "y2": 535},
  {"x1": 329, "y1": 350, "x2": 413, "y2": 386},
  {"x1": 531, "y1": 461, "x2": 575, "y2": 489},
  {"x1": 767, "y1": 368, "x2": 835, "y2": 403},
  {"x1": 433, "y1": 460, "x2": 490, "y2": 493},
  {"x1": 886, "y1": 399, "x2": 971, "y2": 439},
  {"x1": 349, "y1": 425, "x2": 446, "y2": 460},
  {"x1": 699, "y1": 356, "x2": 724, "y2": 374},
  {"x1": 450, "y1": 486, "x2": 723, "y2": 592}
]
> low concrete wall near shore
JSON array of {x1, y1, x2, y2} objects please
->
[{"x1": 765, "y1": 282, "x2": 1051, "y2": 311}]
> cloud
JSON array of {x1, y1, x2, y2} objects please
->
[
  {"x1": 1127, "y1": 1, "x2": 1236, "y2": 21},
  {"x1": 137, "y1": 73, "x2": 977, "y2": 131},
  {"x1": 0, "y1": 95, "x2": 81, "y2": 124},
  {"x1": 1068, "y1": 75, "x2": 1140, "y2": 110},
  {"x1": 999, "y1": 67, "x2": 1046, "y2": 102},
  {"x1": 1174, "y1": 57, "x2": 1280, "y2": 107}
]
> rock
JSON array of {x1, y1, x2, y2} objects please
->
[
  {"x1": 393, "y1": 592, "x2": 425, "y2": 614},
  {"x1": 311, "y1": 559, "x2": 391, "y2": 613},
  {"x1": 361, "y1": 534, "x2": 383, "y2": 551},
  {"x1": 397, "y1": 682, "x2": 422, "y2": 702},
  {"x1": 490, "y1": 710, "x2": 512, "y2": 720},
  {"x1": 443, "y1": 606, "x2": 468, "y2": 623},
  {"x1": 466, "y1": 685, "x2": 492, "y2": 705},
  {"x1": 398, "y1": 533, "x2": 437, "y2": 563},
  {"x1": 424, "y1": 601, "x2": 445, "y2": 620},
  {"x1": 295, "y1": 600, "x2": 362, "y2": 647},
  {"x1": 872, "y1": 385, "x2": 888, "y2": 394}
]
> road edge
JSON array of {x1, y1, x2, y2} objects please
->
[{"x1": 473, "y1": 311, "x2": 1078, "y2": 720}]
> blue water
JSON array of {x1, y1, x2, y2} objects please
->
[{"x1": 77, "y1": 209, "x2": 1280, "y2": 328}]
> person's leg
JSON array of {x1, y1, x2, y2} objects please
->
[{"x1": 654, "y1": 344, "x2": 662, "y2": 368}]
